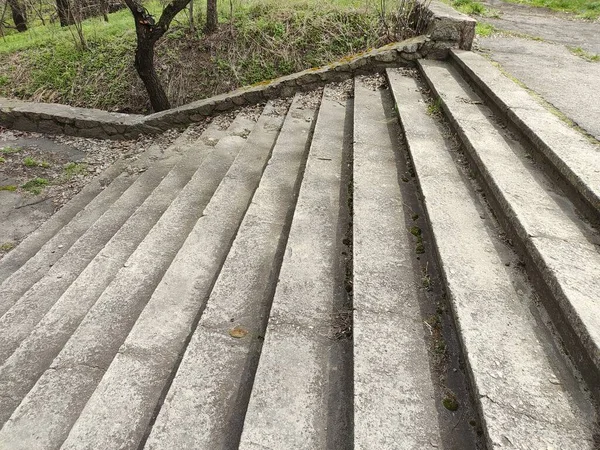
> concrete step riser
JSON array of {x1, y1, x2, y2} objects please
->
[
  {"x1": 58, "y1": 103, "x2": 287, "y2": 450},
  {"x1": 419, "y1": 58, "x2": 600, "y2": 406},
  {"x1": 0, "y1": 173, "x2": 135, "y2": 313},
  {"x1": 239, "y1": 90, "x2": 351, "y2": 449},
  {"x1": 143, "y1": 93, "x2": 318, "y2": 449},
  {"x1": 389, "y1": 67, "x2": 596, "y2": 449},
  {"x1": 0, "y1": 129, "x2": 250, "y2": 448},
  {"x1": 0, "y1": 153, "x2": 184, "y2": 319}
]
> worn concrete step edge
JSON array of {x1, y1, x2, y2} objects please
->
[
  {"x1": 55, "y1": 101, "x2": 289, "y2": 450},
  {"x1": 0, "y1": 121, "x2": 236, "y2": 415},
  {"x1": 418, "y1": 59, "x2": 600, "y2": 404},
  {"x1": 450, "y1": 49, "x2": 600, "y2": 225},
  {"x1": 352, "y1": 78, "x2": 444, "y2": 449},
  {"x1": 0, "y1": 117, "x2": 255, "y2": 448},
  {"x1": 0, "y1": 128, "x2": 200, "y2": 314},
  {"x1": 239, "y1": 90, "x2": 350, "y2": 449},
  {"x1": 142, "y1": 93, "x2": 318, "y2": 450},
  {"x1": 388, "y1": 67, "x2": 597, "y2": 449}
]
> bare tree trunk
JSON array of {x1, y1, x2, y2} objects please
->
[
  {"x1": 56, "y1": 0, "x2": 74, "y2": 26},
  {"x1": 135, "y1": 38, "x2": 170, "y2": 111},
  {"x1": 206, "y1": 0, "x2": 217, "y2": 33},
  {"x1": 124, "y1": 0, "x2": 192, "y2": 111},
  {"x1": 188, "y1": 0, "x2": 194, "y2": 33},
  {"x1": 7, "y1": 0, "x2": 26, "y2": 32}
]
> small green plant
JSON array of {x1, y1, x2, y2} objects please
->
[
  {"x1": 23, "y1": 157, "x2": 50, "y2": 168},
  {"x1": 23, "y1": 157, "x2": 37, "y2": 167},
  {"x1": 63, "y1": 162, "x2": 88, "y2": 179},
  {"x1": 452, "y1": 0, "x2": 486, "y2": 15},
  {"x1": 0, "y1": 185, "x2": 17, "y2": 191},
  {"x1": 422, "y1": 274, "x2": 432, "y2": 290},
  {"x1": 427, "y1": 98, "x2": 442, "y2": 116},
  {"x1": 0, "y1": 146, "x2": 22, "y2": 154},
  {"x1": 476, "y1": 22, "x2": 496, "y2": 37},
  {"x1": 410, "y1": 226, "x2": 422, "y2": 237},
  {"x1": 22, "y1": 177, "x2": 49, "y2": 194},
  {"x1": 0, "y1": 157, "x2": 5, "y2": 163},
  {"x1": 443, "y1": 393, "x2": 459, "y2": 411},
  {"x1": 0, "y1": 242, "x2": 15, "y2": 252},
  {"x1": 569, "y1": 47, "x2": 600, "y2": 62}
]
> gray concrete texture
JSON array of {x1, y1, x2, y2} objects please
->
[
  {"x1": 144, "y1": 93, "x2": 317, "y2": 449},
  {"x1": 389, "y1": 67, "x2": 597, "y2": 449},
  {"x1": 352, "y1": 80, "x2": 443, "y2": 449},
  {"x1": 0, "y1": 118, "x2": 252, "y2": 446},
  {"x1": 239, "y1": 90, "x2": 349, "y2": 449}
]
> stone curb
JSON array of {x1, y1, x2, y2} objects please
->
[
  {"x1": 413, "y1": 0, "x2": 476, "y2": 51},
  {"x1": 0, "y1": 0, "x2": 475, "y2": 140}
]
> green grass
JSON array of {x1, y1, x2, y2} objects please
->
[
  {"x1": 503, "y1": 0, "x2": 600, "y2": 19},
  {"x1": 0, "y1": 157, "x2": 5, "y2": 163},
  {"x1": 0, "y1": 185, "x2": 17, "y2": 191},
  {"x1": 21, "y1": 177, "x2": 49, "y2": 194},
  {"x1": 23, "y1": 156, "x2": 50, "y2": 167},
  {"x1": 63, "y1": 162, "x2": 88, "y2": 179},
  {"x1": 569, "y1": 46, "x2": 600, "y2": 62},
  {"x1": 476, "y1": 22, "x2": 497, "y2": 36},
  {"x1": 0, "y1": 146, "x2": 23, "y2": 154},
  {"x1": 0, "y1": 0, "x2": 410, "y2": 112}
]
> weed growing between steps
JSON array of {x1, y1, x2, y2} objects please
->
[{"x1": 0, "y1": 0, "x2": 417, "y2": 113}]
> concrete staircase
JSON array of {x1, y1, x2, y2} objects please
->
[{"x1": 0, "y1": 51, "x2": 599, "y2": 449}]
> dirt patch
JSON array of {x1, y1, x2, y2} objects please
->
[{"x1": 0, "y1": 126, "x2": 180, "y2": 258}]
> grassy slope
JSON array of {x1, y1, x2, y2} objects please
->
[
  {"x1": 503, "y1": 0, "x2": 600, "y2": 19},
  {"x1": 0, "y1": 0, "x2": 403, "y2": 113}
]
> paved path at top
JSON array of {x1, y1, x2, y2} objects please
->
[{"x1": 476, "y1": 0, "x2": 600, "y2": 140}]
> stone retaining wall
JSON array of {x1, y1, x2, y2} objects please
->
[{"x1": 0, "y1": 1, "x2": 475, "y2": 139}]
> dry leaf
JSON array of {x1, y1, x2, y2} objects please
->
[{"x1": 229, "y1": 326, "x2": 248, "y2": 338}]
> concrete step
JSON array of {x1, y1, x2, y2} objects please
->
[
  {"x1": 0, "y1": 133, "x2": 193, "y2": 317},
  {"x1": 239, "y1": 88, "x2": 351, "y2": 449},
  {"x1": 57, "y1": 101, "x2": 287, "y2": 450},
  {"x1": 419, "y1": 58, "x2": 600, "y2": 403},
  {"x1": 143, "y1": 92, "x2": 317, "y2": 449},
  {"x1": 351, "y1": 78, "x2": 443, "y2": 449},
  {"x1": 0, "y1": 117, "x2": 254, "y2": 448},
  {"x1": 389, "y1": 67, "x2": 597, "y2": 449},
  {"x1": 450, "y1": 49, "x2": 600, "y2": 225},
  {"x1": 0, "y1": 117, "x2": 254, "y2": 427},
  {"x1": 0, "y1": 125, "x2": 222, "y2": 368}
]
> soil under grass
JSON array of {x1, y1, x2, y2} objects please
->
[{"x1": 0, "y1": 0, "x2": 413, "y2": 113}]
